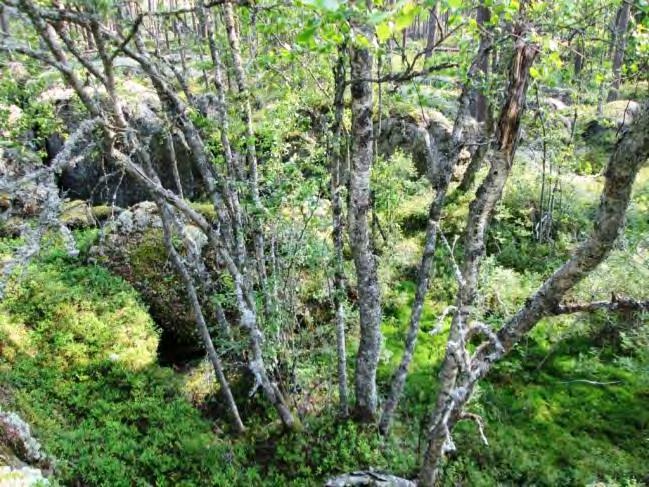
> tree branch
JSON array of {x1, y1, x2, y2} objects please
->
[{"x1": 551, "y1": 297, "x2": 649, "y2": 315}]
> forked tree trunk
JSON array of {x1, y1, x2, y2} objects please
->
[
  {"x1": 379, "y1": 37, "x2": 493, "y2": 436},
  {"x1": 421, "y1": 101, "x2": 649, "y2": 486},
  {"x1": 349, "y1": 23, "x2": 381, "y2": 422},
  {"x1": 419, "y1": 27, "x2": 539, "y2": 486}
]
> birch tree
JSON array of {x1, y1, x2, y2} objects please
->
[{"x1": 348, "y1": 8, "x2": 382, "y2": 422}]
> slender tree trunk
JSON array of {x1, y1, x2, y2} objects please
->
[
  {"x1": 349, "y1": 24, "x2": 381, "y2": 423},
  {"x1": 0, "y1": 5, "x2": 8, "y2": 36},
  {"x1": 222, "y1": 0, "x2": 272, "y2": 320},
  {"x1": 607, "y1": 0, "x2": 631, "y2": 101},
  {"x1": 473, "y1": 3, "x2": 490, "y2": 122},
  {"x1": 159, "y1": 203, "x2": 246, "y2": 434},
  {"x1": 424, "y1": 3, "x2": 438, "y2": 59},
  {"x1": 419, "y1": 28, "x2": 538, "y2": 486},
  {"x1": 379, "y1": 38, "x2": 493, "y2": 435},
  {"x1": 331, "y1": 46, "x2": 350, "y2": 418},
  {"x1": 574, "y1": 35, "x2": 584, "y2": 77},
  {"x1": 194, "y1": 0, "x2": 246, "y2": 266},
  {"x1": 98, "y1": 31, "x2": 297, "y2": 431}
]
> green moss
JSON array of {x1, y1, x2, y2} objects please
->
[
  {"x1": 96, "y1": 229, "x2": 202, "y2": 362},
  {"x1": 189, "y1": 202, "x2": 217, "y2": 222},
  {"x1": 0, "y1": 254, "x2": 287, "y2": 486}
]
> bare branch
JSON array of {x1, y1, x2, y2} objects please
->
[
  {"x1": 459, "y1": 411, "x2": 488, "y2": 446},
  {"x1": 551, "y1": 297, "x2": 649, "y2": 315}
]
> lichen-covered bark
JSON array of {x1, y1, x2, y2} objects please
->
[
  {"x1": 379, "y1": 38, "x2": 493, "y2": 435},
  {"x1": 222, "y1": 0, "x2": 271, "y2": 319},
  {"x1": 331, "y1": 47, "x2": 350, "y2": 417},
  {"x1": 419, "y1": 29, "x2": 538, "y2": 486},
  {"x1": 490, "y1": 101, "x2": 649, "y2": 357},
  {"x1": 349, "y1": 34, "x2": 381, "y2": 422},
  {"x1": 421, "y1": 101, "x2": 649, "y2": 486}
]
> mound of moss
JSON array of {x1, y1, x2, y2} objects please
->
[{"x1": 0, "y1": 256, "x2": 246, "y2": 486}]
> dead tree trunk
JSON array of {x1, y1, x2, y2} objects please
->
[{"x1": 421, "y1": 100, "x2": 649, "y2": 486}]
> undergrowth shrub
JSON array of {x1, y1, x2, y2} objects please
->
[{"x1": 0, "y1": 255, "x2": 250, "y2": 486}]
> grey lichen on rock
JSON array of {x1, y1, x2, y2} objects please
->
[
  {"x1": 0, "y1": 466, "x2": 49, "y2": 486},
  {"x1": 0, "y1": 408, "x2": 52, "y2": 485}
]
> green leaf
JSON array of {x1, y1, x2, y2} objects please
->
[
  {"x1": 376, "y1": 22, "x2": 392, "y2": 42},
  {"x1": 395, "y1": 1, "x2": 418, "y2": 31},
  {"x1": 297, "y1": 26, "x2": 317, "y2": 44}
]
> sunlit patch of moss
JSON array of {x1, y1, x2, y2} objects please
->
[
  {"x1": 189, "y1": 201, "x2": 217, "y2": 222},
  {"x1": 0, "y1": 311, "x2": 34, "y2": 364},
  {"x1": 0, "y1": 254, "x2": 256, "y2": 485},
  {"x1": 182, "y1": 358, "x2": 218, "y2": 405},
  {"x1": 2, "y1": 259, "x2": 158, "y2": 370}
]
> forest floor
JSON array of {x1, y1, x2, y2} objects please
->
[{"x1": 1, "y1": 75, "x2": 648, "y2": 484}]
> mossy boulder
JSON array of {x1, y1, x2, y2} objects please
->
[
  {"x1": 0, "y1": 253, "x2": 245, "y2": 485},
  {"x1": 377, "y1": 109, "x2": 474, "y2": 181},
  {"x1": 88, "y1": 202, "x2": 216, "y2": 363}
]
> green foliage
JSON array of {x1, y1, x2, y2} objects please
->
[
  {"x1": 0, "y1": 255, "x2": 257, "y2": 486},
  {"x1": 0, "y1": 65, "x2": 63, "y2": 159},
  {"x1": 267, "y1": 414, "x2": 416, "y2": 484},
  {"x1": 372, "y1": 151, "x2": 422, "y2": 236},
  {"x1": 2, "y1": 0, "x2": 648, "y2": 483}
]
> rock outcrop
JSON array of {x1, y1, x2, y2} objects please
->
[
  {"x1": 0, "y1": 408, "x2": 52, "y2": 486},
  {"x1": 88, "y1": 202, "x2": 216, "y2": 363},
  {"x1": 376, "y1": 109, "x2": 476, "y2": 181},
  {"x1": 46, "y1": 86, "x2": 203, "y2": 206}
]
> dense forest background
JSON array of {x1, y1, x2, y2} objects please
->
[{"x1": 0, "y1": 0, "x2": 648, "y2": 485}]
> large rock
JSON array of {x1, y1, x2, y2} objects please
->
[
  {"x1": 376, "y1": 109, "x2": 476, "y2": 181},
  {"x1": 0, "y1": 409, "x2": 52, "y2": 485},
  {"x1": 0, "y1": 466, "x2": 49, "y2": 486},
  {"x1": 582, "y1": 100, "x2": 641, "y2": 141},
  {"x1": 89, "y1": 202, "x2": 216, "y2": 363},
  {"x1": 41, "y1": 83, "x2": 204, "y2": 207}
]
